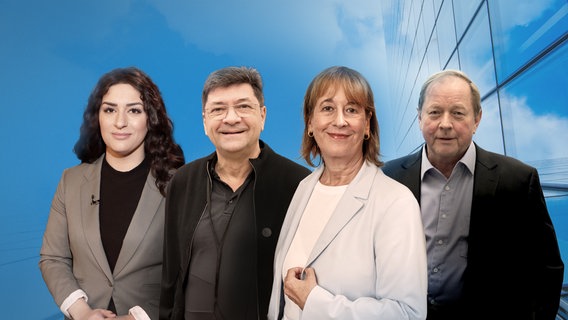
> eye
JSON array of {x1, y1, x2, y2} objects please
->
[
  {"x1": 321, "y1": 104, "x2": 334, "y2": 112},
  {"x1": 209, "y1": 106, "x2": 226, "y2": 115},
  {"x1": 235, "y1": 104, "x2": 254, "y2": 114},
  {"x1": 101, "y1": 106, "x2": 116, "y2": 113},
  {"x1": 128, "y1": 107, "x2": 145, "y2": 114},
  {"x1": 235, "y1": 104, "x2": 252, "y2": 110},
  {"x1": 452, "y1": 110, "x2": 465, "y2": 116},
  {"x1": 345, "y1": 104, "x2": 363, "y2": 115}
]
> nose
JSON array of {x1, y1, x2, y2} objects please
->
[
  {"x1": 439, "y1": 113, "x2": 452, "y2": 129},
  {"x1": 333, "y1": 110, "x2": 347, "y2": 127},
  {"x1": 223, "y1": 106, "x2": 241, "y2": 122},
  {"x1": 114, "y1": 110, "x2": 128, "y2": 128}
]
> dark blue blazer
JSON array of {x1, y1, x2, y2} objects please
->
[{"x1": 382, "y1": 143, "x2": 564, "y2": 320}]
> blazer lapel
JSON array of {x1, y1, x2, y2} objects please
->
[
  {"x1": 401, "y1": 151, "x2": 422, "y2": 201},
  {"x1": 306, "y1": 162, "x2": 375, "y2": 267},
  {"x1": 113, "y1": 173, "x2": 163, "y2": 276},
  {"x1": 81, "y1": 156, "x2": 114, "y2": 282},
  {"x1": 472, "y1": 145, "x2": 499, "y2": 206}
]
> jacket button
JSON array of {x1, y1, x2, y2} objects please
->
[{"x1": 261, "y1": 227, "x2": 272, "y2": 238}]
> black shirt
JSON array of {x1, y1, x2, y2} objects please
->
[
  {"x1": 99, "y1": 156, "x2": 150, "y2": 272},
  {"x1": 185, "y1": 161, "x2": 257, "y2": 320}
]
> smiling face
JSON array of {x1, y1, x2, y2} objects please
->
[
  {"x1": 419, "y1": 75, "x2": 481, "y2": 168},
  {"x1": 99, "y1": 83, "x2": 148, "y2": 166},
  {"x1": 202, "y1": 83, "x2": 266, "y2": 160},
  {"x1": 308, "y1": 86, "x2": 370, "y2": 166}
]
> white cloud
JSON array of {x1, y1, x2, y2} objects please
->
[
  {"x1": 492, "y1": 0, "x2": 557, "y2": 29},
  {"x1": 148, "y1": 0, "x2": 385, "y2": 68},
  {"x1": 503, "y1": 93, "x2": 568, "y2": 161}
]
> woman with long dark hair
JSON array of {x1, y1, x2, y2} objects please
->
[{"x1": 40, "y1": 67, "x2": 185, "y2": 320}]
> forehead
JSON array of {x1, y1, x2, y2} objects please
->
[
  {"x1": 317, "y1": 83, "x2": 359, "y2": 102},
  {"x1": 103, "y1": 83, "x2": 140, "y2": 98},
  {"x1": 424, "y1": 76, "x2": 471, "y2": 106},
  {"x1": 206, "y1": 83, "x2": 258, "y2": 105}
]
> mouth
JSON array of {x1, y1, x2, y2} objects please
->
[
  {"x1": 112, "y1": 133, "x2": 131, "y2": 139},
  {"x1": 221, "y1": 130, "x2": 245, "y2": 135},
  {"x1": 328, "y1": 132, "x2": 349, "y2": 139}
]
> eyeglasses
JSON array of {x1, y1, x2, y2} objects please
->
[{"x1": 204, "y1": 104, "x2": 258, "y2": 120}]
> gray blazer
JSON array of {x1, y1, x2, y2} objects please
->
[{"x1": 40, "y1": 155, "x2": 164, "y2": 319}]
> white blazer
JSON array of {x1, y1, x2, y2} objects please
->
[{"x1": 268, "y1": 161, "x2": 427, "y2": 320}]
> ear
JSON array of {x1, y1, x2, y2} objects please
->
[
  {"x1": 259, "y1": 105, "x2": 267, "y2": 130},
  {"x1": 202, "y1": 114, "x2": 208, "y2": 136},
  {"x1": 473, "y1": 109, "x2": 482, "y2": 133}
]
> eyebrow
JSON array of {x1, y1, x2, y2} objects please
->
[
  {"x1": 319, "y1": 97, "x2": 357, "y2": 106},
  {"x1": 208, "y1": 97, "x2": 255, "y2": 107},
  {"x1": 101, "y1": 101, "x2": 144, "y2": 107}
]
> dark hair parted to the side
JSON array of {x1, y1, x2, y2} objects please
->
[
  {"x1": 201, "y1": 66, "x2": 264, "y2": 109},
  {"x1": 301, "y1": 66, "x2": 382, "y2": 168},
  {"x1": 73, "y1": 67, "x2": 185, "y2": 196}
]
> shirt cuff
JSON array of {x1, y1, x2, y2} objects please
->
[
  {"x1": 60, "y1": 289, "x2": 88, "y2": 318},
  {"x1": 129, "y1": 306, "x2": 151, "y2": 320}
]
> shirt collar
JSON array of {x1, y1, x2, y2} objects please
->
[{"x1": 420, "y1": 141, "x2": 476, "y2": 179}]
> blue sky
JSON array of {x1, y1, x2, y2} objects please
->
[
  {"x1": 0, "y1": 1, "x2": 393, "y2": 317},
  {"x1": 1, "y1": 0, "x2": 566, "y2": 318}
]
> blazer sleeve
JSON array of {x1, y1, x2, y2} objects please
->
[
  {"x1": 528, "y1": 168, "x2": 564, "y2": 319},
  {"x1": 39, "y1": 170, "x2": 82, "y2": 306}
]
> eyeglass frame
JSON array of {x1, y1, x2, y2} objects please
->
[{"x1": 203, "y1": 102, "x2": 262, "y2": 120}]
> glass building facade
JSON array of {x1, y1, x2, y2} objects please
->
[{"x1": 380, "y1": 0, "x2": 568, "y2": 316}]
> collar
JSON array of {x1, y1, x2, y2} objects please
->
[{"x1": 420, "y1": 141, "x2": 476, "y2": 179}]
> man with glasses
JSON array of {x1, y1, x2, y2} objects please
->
[{"x1": 160, "y1": 66, "x2": 311, "y2": 320}]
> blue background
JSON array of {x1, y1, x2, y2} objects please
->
[{"x1": 1, "y1": 1, "x2": 566, "y2": 318}]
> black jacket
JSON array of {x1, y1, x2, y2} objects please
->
[
  {"x1": 382, "y1": 143, "x2": 564, "y2": 320},
  {"x1": 160, "y1": 141, "x2": 311, "y2": 320}
]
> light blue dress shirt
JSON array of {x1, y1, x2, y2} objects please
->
[{"x1": 420, "y1": 142, "x2": 476, "y2": 305}]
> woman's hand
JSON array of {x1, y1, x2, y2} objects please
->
[
  {"x1": 283, "y1": 267, "x2": 318, "y2": 309},
  {"x1": 68, "y1": 298, "x2": 116, "y2": 319}
]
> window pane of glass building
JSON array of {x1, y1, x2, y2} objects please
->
[
  {"x1": 452, "y1": 0, "x2": 484, "y2": 38},
  {"x1": 436, "y1": 1, "x2": 458, "y2": 68},
  {"x1": 474, "y1": 91, "x2": 504, "y2": 154},
  {"x1": 380, "y1": 0, "x2": 568, "y2": 293},
  {"x1": 456, "y1": 2, "x2": 497, "y2": 96},
  {"x1": 488, "y1": 0, "x2": 568, "y2": 82}
]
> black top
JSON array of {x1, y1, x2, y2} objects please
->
[
  {"x1": 185, "y1": 161, "x2": 256, "y2": 319},
  {"x1": 100, "y1": 156, "x2": 150, "y2": 272},
  {"x1": 160, "y1": 141, "x2": 312, "y2": 320}
]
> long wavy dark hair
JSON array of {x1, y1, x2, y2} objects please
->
[{"x1": 73, "y1": 67, "x2": 185, "y2": 196}]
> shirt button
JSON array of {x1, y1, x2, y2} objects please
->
[
  {"x1": 261, "y1": 227, "x2": 272, "y2": 238},
  {"x1": 437, "y1": 239, "x2": 444, "y2": 245},
  {"x1": 445, "y1": 185, "x2": 450, "y2": 191},
  {"x1": 441, "y1": 214, "x2": 447, "y2": 218},
  {"x1": 433, "y1": 267, "x2": 439, "y2": 273}
]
